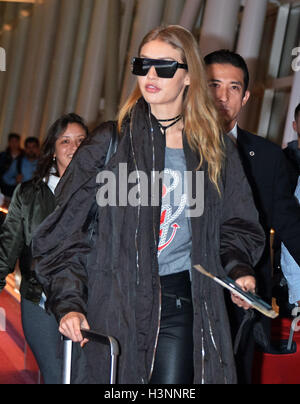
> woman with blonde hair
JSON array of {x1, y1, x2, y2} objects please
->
[{"x1": 33, "y1": 25, "x2": 264, "y2": 384}]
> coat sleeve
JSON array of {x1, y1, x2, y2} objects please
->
[
  {"x1": 32, "y1": 123, "x2": 114, "y2": 322},
  {"x1": 32, "y1": 177, "x2": 95, "y2": 321},
  {"x1": 220, "y1": 138, "x2": 265, "y2": 279},
  {"x1": 0, "y1": 185, "x2": 25, "y2": 292}
]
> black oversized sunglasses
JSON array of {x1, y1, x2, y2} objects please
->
[{"x1": 131, "y1": 57, "x2": 188, "y2": 79}]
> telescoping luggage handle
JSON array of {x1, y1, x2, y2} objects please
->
[{"x1": 62, "y1": 329, "x2": 120, "y2": 385}]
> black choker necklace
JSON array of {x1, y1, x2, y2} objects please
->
[{"x1": 157, "y1": 114, "x2": 182, "y2": 136}]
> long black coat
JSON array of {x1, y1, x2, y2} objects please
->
[{"x1": 32, "y1": 99, "x2": 265, "y2": 384}]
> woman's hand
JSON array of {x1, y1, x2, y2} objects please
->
[
  {"x1": 231, "y1": 276, "x2": 256, "y2": 310},
  {"x1": 59, "y1": 312, "x2": 90, "y2": 347}
]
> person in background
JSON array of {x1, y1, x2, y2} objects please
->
[
  {"x1": 1, "y1": 137, "x2": 40, "y2": 200},
  {"x1": 32, "y1": 25, "x2": 264, "y2": 384},
  {"x1": 18, "y1": 137, "x2": 40, "y2": 183},
  {"x1": 276, "y1": 104, "x2": 300, "y2": 314},
  {"x1": 281, "y1": 178, "x2": 300, "y2": 307},
  {"x1": 204, "y1": 50, "x2": 300, "y2": 384},
  {"x1": 0, "y1": 113, "x2": 89, "y2": 384},
  {"x1": 0, "y1": 133, "x2": 24, "y2": 200},
  {"x1": 284, "y1": 103, "x2": 300, "y2": 190}
]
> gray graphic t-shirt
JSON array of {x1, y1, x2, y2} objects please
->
[{"x1": 158, "y1": 147, "x2": 192, "y2": 276}]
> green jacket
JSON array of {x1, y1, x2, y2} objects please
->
[{"x1": 0, "y1": 180, "x2": 55, "y2": 303}]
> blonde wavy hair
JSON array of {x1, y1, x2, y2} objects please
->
[{"x1": 118, "y1": 25, "x2": 224, "y2": 193}]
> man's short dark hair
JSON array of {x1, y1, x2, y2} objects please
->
[
  {"x1": 295, "y1": 103, "x2": 300, "y2": 120},
  {"x1": 204, "y1": 49, "x2": 250, "y2": 93},
  {"x1": 8, "y1": 133, "x2": 20, "y2": 142},
  {"x1": 24, "y1": 137, "x2": 39, "y2": 147}
]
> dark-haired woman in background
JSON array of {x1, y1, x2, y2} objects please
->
[{"x1": 0, "y1": 113, "x2": 88, "y2": 384}]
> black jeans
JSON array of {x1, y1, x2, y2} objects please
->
[
  {"x1": 21, "y1": 298, "x2": 62, "y2": 384},
  {"x1": 150, "y1": 271, "x2": 194, "y2": 384}
]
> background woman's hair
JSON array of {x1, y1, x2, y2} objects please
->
[
  {"x1": 33, "y1": 113, "x2": 89, "y2": 184},
  {"x1": 118, "y1": 25, "x2": 224, "y2": 193}
]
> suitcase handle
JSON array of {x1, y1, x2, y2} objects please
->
[
  {"x1": 62, "y1": 329, "x2": 120, "y2": 384},
  {"x1": 81, "y1": 329, "x2": 120, "y2": 357}
]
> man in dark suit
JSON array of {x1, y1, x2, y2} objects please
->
[{"x1": 204, "y1": 50, "x2": 300, "y2": 384}]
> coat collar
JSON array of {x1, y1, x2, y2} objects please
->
[
  {"x1": 236, "y1": 126, "x2": 257, "y2": 160},
  {"x1": 182, "y1": 134, "x2": 201, "y2": 172},
  {"x1": 237, "y1": 125, "x2": 252, "y2": 146}
]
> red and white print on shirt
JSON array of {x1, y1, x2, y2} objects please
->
[{"x1": 157, "y1": 169, "x2": 187, "y2": 256}]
